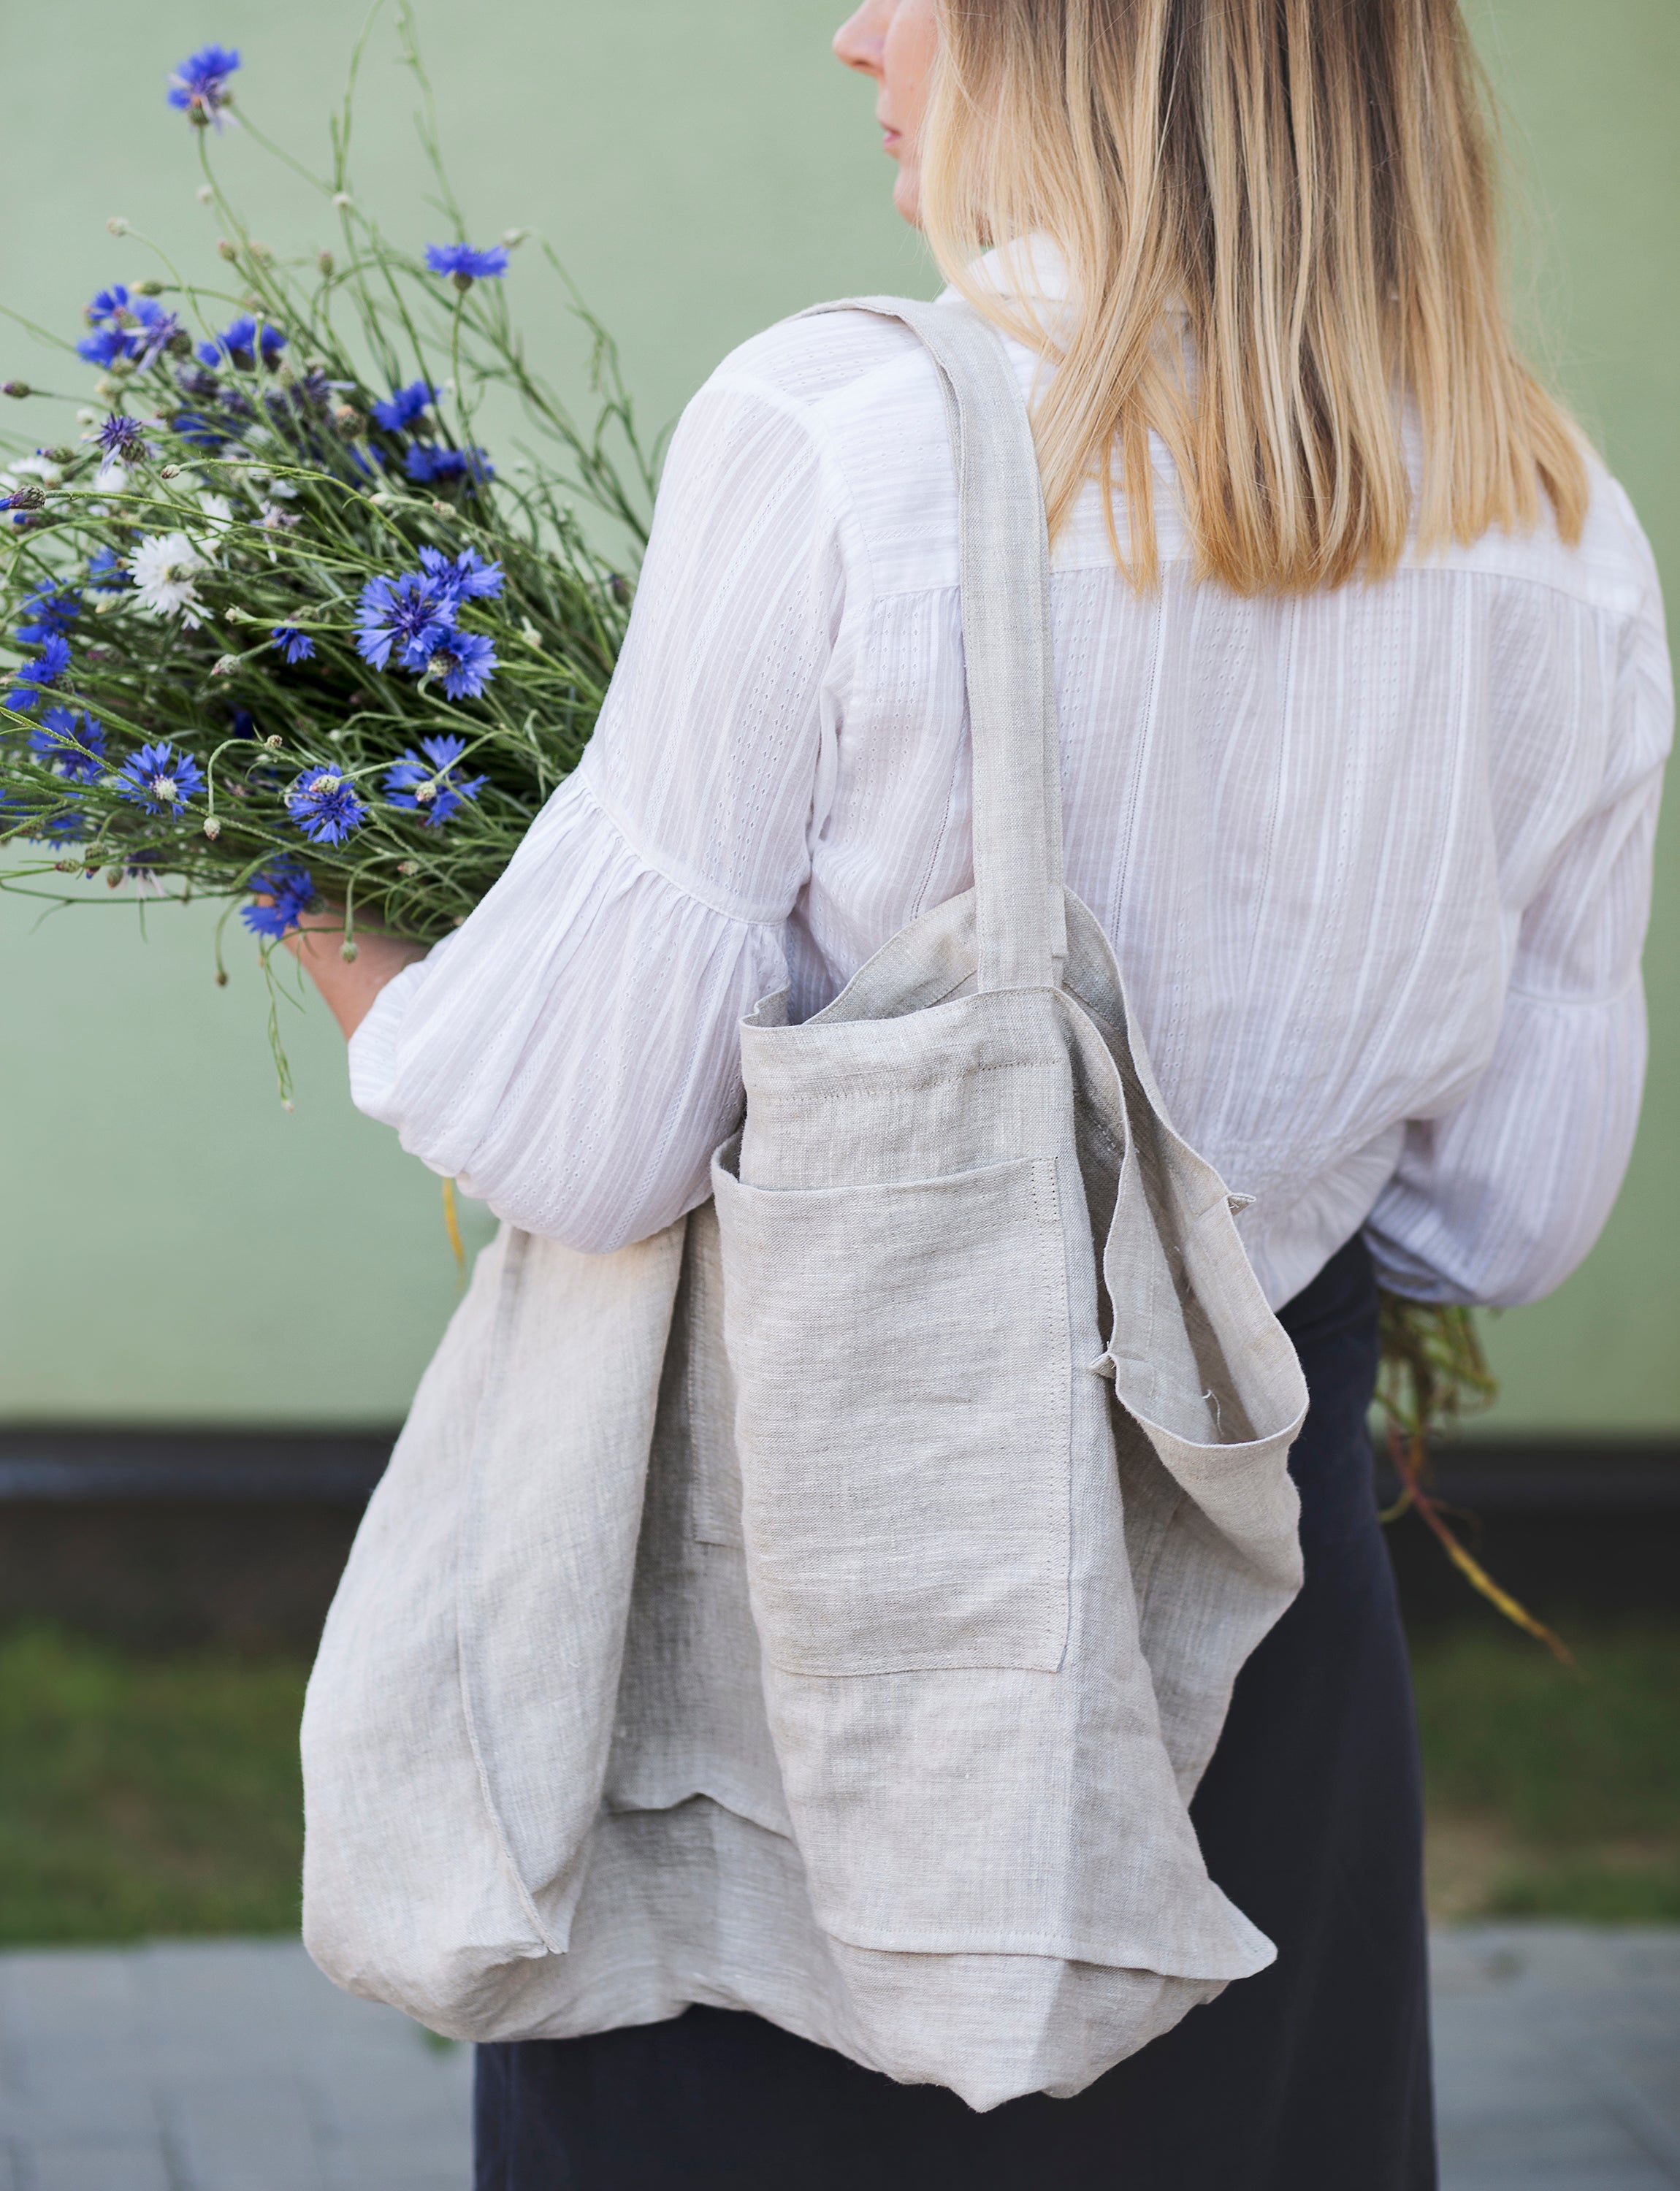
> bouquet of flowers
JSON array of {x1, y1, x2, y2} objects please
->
[
  {"x1": 0, "y1": 18, "x2": 654, "y2": 1010},
  {"x1": 0, "y1": 15, "x2": 1537, "y2": 1639}
]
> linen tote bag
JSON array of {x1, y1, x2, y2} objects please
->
[{"x1": 302, "y1": 295, "x2": 1310, "y2": 2110}]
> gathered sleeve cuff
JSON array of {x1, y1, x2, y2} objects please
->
[
  {"x1": 349, "y1": 773, "x2": 789, "y2": 1252},
  {"x1": 1367, "y1": 503, "x2": 1671, "y2": 1307},
  {"x1": 1364, "y1": 976, "x2": 1649, "y2": 1306},
  {"x1": 348, "y1": 358, "x2": 854, "y2": 1252}
]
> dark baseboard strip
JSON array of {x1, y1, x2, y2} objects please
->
[
  {"x1": 1, "y1": 1426, "x2": 1676, "y2": 1510},
  {"x1": 1374, "y1": 1438, "x2": 1680, "y2": 1513},
  {"x1": 0, "y1": 1426, "x2": 397, "y2": 1504}
]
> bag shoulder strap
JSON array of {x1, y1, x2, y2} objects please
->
[{"x1": 800, "y1": 296, "x2": 1066, "y2": 993}]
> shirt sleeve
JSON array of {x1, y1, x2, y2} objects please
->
[
  {"x1": 347, "y1": 370, "x2": 849, "y2": 1251},
  {"x1": 1365, "y1": 506, "x2": 1672, "y2": 1307}
]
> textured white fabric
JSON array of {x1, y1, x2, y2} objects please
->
[{"x1": 351, "y1": 255, "x2": 1670, "y2": 1309}]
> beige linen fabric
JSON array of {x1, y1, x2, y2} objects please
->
[{"x1": 302, "y1": 299, "x2": 1309, "y2": 2111}]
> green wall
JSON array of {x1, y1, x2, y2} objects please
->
[{"x1": 0, "y1": 1, "x2": 1672, "y2": 1431}]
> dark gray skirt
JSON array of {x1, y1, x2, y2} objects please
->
[{"x1": 474, "y1": 1231, "x2": 1435, "y2": 2191}]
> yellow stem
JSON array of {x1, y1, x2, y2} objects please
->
[{"x1": 442, "y1": 1174, "x2": 465, "y2": 1289}]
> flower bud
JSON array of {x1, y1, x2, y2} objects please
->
[
  {"x1": 397, "y1": 860, "x2": 419, "y2": 876},
  {"x1": 216, "y1": 237, "x2": 239, "y2": 262},
  {"x1": 248, "y1": 240, "x2": 273, "y2": 264},
  {"x1": 2, "y1": 381, "x2": 30, "y2": 399},
  {"x1": 332, "y1": 191, "x2": 353, "y2": 211},
  {"x1": 196, "y1": 184, "x2": 214, "y2": 204},
  {"x1": 202, "y1": 815, "x2": 222, "y2": 840},
  {"x1": 212, "y1": 654, "x2": 239, "y2": 677},
  {"x1": 133, "y1": 278, "x2": 163, "y2": 297},
  {"x1": 160, "y1": 464, "x2": 181, "y2": 481},
  {"x1": 44, "y1": 446, "x2": 73, "y2": 464},
  {"x1": 340, "y1": 939, "x2": 359, "y2": 963},
  {"x1": 76, "y1": 407, "x2": 99, "y2": 425},
  {"x1": 215, "y1": 968, "x2": 229, "y2": 986},
  {"x1": 5, "y1": 484, "x2": 45, "y2": 510},
  {"x1": 264, "y1": 734, "x2": 283, "y2": 750},
  {"x1": 432, "y1": 499, "x2": 452, "y2": 516},
  {"x1": 333, "y1": 404, "x2": 363, "y2": 437},
  {"x1": 168, "y1": 330, "x2": 193, "y2": 358},
  {"x1": 316, "y1": 248, "x2": 335, "y2": 276},
  {"x1": 502, "y1": 228, "x2": 528, "y2": 248},
  {"x1": 107, "y1": 216, "x2": 130, "y2": 235}
]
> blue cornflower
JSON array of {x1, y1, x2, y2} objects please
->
[
  {"x1": 421, "y1": 627, "x2": 497, "y2": 702},
  {"x1": 354, "y1": 570, "x2": 454, "y2": 672},
  {"x1": 424, "y1": 242, "x2": 510, "y2": 288},
  {"x1": 77, "y1": 326, "x2": 132, "y2": 369},
  {"x1": 7, "y1": 631, "x2": 71, "y2": 711},
  {"x1": 30, "y1": 708, "x2": 106, "y2": 781},
  {"x1": 404, "y1": 443, "x2": 494, "y2": 488},
  {"x1": 371, "y1": 380, "x2": 437, "y2": 432},
  {"x1": 16, "y1": 581, "x2": 81, "y2": 643},
  {"x1": 417, "y1": 545, "x2": 504, "y2": 604},
  {"x1": 383, "y1": 733, "x2": 487, "y2": 827},
  {"x1": 128, "y1": 299, "x2": 184, "y2": 370},
  {"x1": 196, "y1": 316, "x2": 286, "y2": 372},
  {"x1": 171, "y1": 410, "x2": 230, "y2": 451},
  {"x1": 271, "y1": 624, "x2": 315, "y2": 665},
  {"x1": 34, "y1": 796, "x2": 88, "y2": 844},
  {"x1": 167, "y1": 45, "x2": 240, "y2": 128},
  {"x1": 241, "y1": 858, "x2": 316, "y2": 938},
  {"x1": 87, "y1": 548, "x2": 129, "y2": 591},
  {"x1": 0, "y1": 782, "x2": 78, "y2": 844},
  {"x1": 116, "y1": 739, "x2": 206, "y2": 814},
  {"x1": 286, "y1": 765, "x2": 367, "y2": 845},
  {"x1": 97, "y1": 414, "x2": 147, "y2": 464},
  {"x1": 77, "y1": 285, "x2": 134, "y2": 365}
]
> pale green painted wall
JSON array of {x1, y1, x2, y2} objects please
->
[{"x1": 0, "y1": 1, "x2": 1672, "y2": 1430}]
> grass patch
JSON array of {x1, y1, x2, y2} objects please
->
[
  {"x1": 0, "y1": 1625, "x2": 308, "y2": 1945},
  {"x1": 1412, "y1": 1621, "x2": 1680, "y2": 1924},
  {"x1": 0, "y1": 1618, "x2": 1676, "y2": 1944}
]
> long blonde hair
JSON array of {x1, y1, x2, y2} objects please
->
[{"x1": 920, "y1": 0, "x2": 1589, "y2": 594}]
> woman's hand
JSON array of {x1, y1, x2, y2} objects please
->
[{"x1": 282, "y1": 904, "x2": 429, "y2": 1041}]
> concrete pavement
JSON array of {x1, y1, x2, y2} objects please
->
[{"x1": 0, "y1": 1926, "x2": 1674, "y2": 2188}]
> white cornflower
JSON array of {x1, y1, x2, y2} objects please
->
[
  {"x1": 131, "y1": 532, "x2": 210, "y2": 627},
  {"x1": 4, "y1": 454, "x2": 62, "y2": 490},
  {"x1": 195, "y1": 492, "x2": 234, "y2": 529}
]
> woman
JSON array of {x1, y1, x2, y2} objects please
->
[{"x1": 295, "y1": 1, "x2": 1669, "y2": 2184}]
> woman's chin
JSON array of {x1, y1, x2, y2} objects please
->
[{"x1": 892, "y1": 167, "x2": 923, "y2": 227}]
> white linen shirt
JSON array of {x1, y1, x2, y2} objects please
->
[{"x1": 350, "y1": 287, "x2": 1671, "y2": 1310}]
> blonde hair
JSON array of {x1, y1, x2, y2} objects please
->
[{"x1": 920, "y1": 0, "x2": 1589, "y2": 594}]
